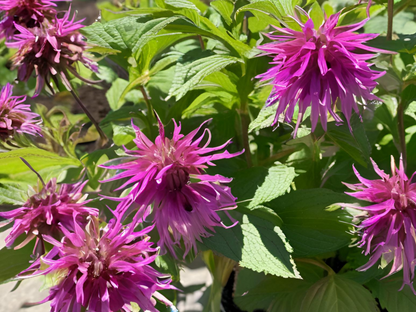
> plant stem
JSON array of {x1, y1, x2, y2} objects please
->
[
  {"x1": 197, "y1": 35, "x2": 205, "y2": 50},
  {"x1": 240, "y1": 102, "x2": 252, "y2": 167},
  {"x1": 70, "y1": 89, "x2": 108, "y2": 146},
  {"x1": 139, "y1": 86, "x2": 154, "y2": 118},
  {"x1": 387, "y1": 0, "x2": 394, "y2": 40},
  {"x1": 397, "y1": 99, "x2": 407, "y2": 169}
]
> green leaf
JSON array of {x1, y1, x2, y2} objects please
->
[
  {"x1": 300, "y1": 274, "x2": 378, "y2": 312},
  {"x1": 112, "y1": 123, "x2": 136, "y2": 146},
  {"x1": 249, "y1": 163, "x2": 296, "y2": 208},
  {"x1": 0, "y1": 243, "x2": 34, "y2": 284},
  {"x1": 235, "y1": 263, "x2": 324, "y2": 312},
  {"x1": 367, "y1": 275, "x2": 416, "y2": 312},
  {"x1": 211, "y1": 0, "x2": 234, "y2": 25},
  {"x1": 236, "y1": 0, "x2": 296, "y2": 20},
  {"x1": 0, "y1": 184, "x2": 27, "y2": 205},
  {"x1": 402, "y1": 84, "x2": 416, "y2": 110},
  {"x1": 249, "y1": 105, "x2": 276, "y2": 132},
  {"x1": 106, "y1": 78, "x2": 129, "y2": 110},
  {"x1": 266, "y1": 189, "x2": 355, "y2": 257},
  {"x1": 167, "y1": 53, "x2": 242, "y2": 100},
  {"x1": 0, "y1": 148, "x2": 80, "y2": 176},
  {"x1": 309, "y1": 2, "x2": 325, "y2": 28},
  {"x1": 81, "y1": 16, "x2": 183, "y2": 59},
  {"x1": 165, "y1": 0, "x2": 200, "y2": 13},
  {"x1": 326, "y1": 114, "x2": 371, "y2": 167},
  {"x1": 202, "y1": 215, "x2": 300, "y2": 278}
]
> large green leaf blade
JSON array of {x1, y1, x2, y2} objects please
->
[
  {"x1": 266, "y1": 189, "x2": 355, "y2": 257},
  {"x1": 301, "y1": 274, "x2": 379, "y2": 312},
  {"x1": 202, "y1": 215, "x2": 300, "y2": 278},
  {"x1": 0, "y1": 243, "x2": 34, "y2": 284},
  {"x1": 167, "y1": 53, "x2": 242, "y2": 100},
  {"x1": 0, "y1": 148, "x2": 80, "y2": 175}
]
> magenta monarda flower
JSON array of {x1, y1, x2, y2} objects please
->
[
  {"x1": 0, "y1": 83, "x2": 42, "y2": 140},
  {"x1": 344, "y1": 157, "x2": 416, "y2": 293},
  {"x1": 6, "y1": 11, "x2": 98, "y2": 96},
  {"x1": 0, "y1": 178, "x2": 97, "y2": 253},
  {"x1": 101, "y1": 118, "x2": 242, "y2": 257},
  {"x1": 35, "y1": 217, "x2": 175, "y2": 312},
  {"x1": 0, "y1": 0, "x2": 59, "y2": 39},
  {"x1": 256, "y1": 7, "x2": 390, "y2": 136}
]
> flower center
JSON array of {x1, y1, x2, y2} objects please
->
[{"x1": 165, "y1": 167, "x2": 190, "y2": 191}]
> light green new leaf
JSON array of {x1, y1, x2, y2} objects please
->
[
  {"x1": 106, "y1": 78, "x2": 129, "y2": 110},
  {"x1": 301, "y1": 274, "x2": 378, "y2": 312},
  {"x1": 266, "y1": 189, "x2": 355, "y2": 257},
  {"x1": 167, "y1": 54, "x2": 242, "y2": 100},
  {"x1": 202, "y1": 215, "x2": 300, "y2": 278}
]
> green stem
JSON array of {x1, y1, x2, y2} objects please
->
[
  {"x1": 240, "y1": 102, "x2": 252, "y2": 167},
  {"x1": 69, "y1": 89, "x2": 108, "y2": 146},
  {"x1": 387, "y1": 0, "x2": 394, "y2": 40},
  {"x1": 397, "y1": 100, "x2": 407, "y2": 169}
]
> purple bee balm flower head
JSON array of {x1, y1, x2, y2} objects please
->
[
  {"x1": 256, "y1": 6, "x2": 392, "y2": 136},
  {"x1": 0, "y1": 0, "x2": 60, "y2": 39},
  {"x1": 34, "y1": 216, "x2": 175, "y2": 312},
  {"x1": 0, "y1": 177, "x2": 98, "y2": 255},
  {"x1": 6, "y1": 10, "x2": 98, "y2": 97},
  {"x1": 101, "y1": 117, "x2": 243, "y2": 257},
  {"x1": 344, "y1": 157, "x2": 416, "y2": 293},
  {"x1": 0, "y1": 83, "x2": 42, "y2": 140}
]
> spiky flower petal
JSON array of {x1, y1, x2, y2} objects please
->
[
  {"x1": 35, "y1": 216, "x2": 174, "y2": 312},
  {"x1": 256, "y1": 7, "x2": 391, "y2": 136},
  {"x1": 344, "y1": 157, "x2": 416, "y2": 293},
  {"x1": 0, "y1": 83, "x2": 42, "y2": 140},
  {"x1": 0, "y1": 0, "x2": 60, "y2": 39},
  {"x1": 0, "y1": 178, "x2": 98, "y2": 252},
  {"x1": 6, "y1": 11, "x2": 98, "y2": 96},
  {"x1": 101, "y1": 118, "x2": 242, "y2": 257}
]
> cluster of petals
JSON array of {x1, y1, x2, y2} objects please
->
[
  {"x1": 32, "y1": 216, "x2": 175, "y2": 312},
  {"x1": 0, "y1": 0, "x2": 60, "y2": 39},
  {"x1": 6, "y1": 11, "x2": 98, "y2": 96},
  {"x1": 256, "y1": 6, "x2": 390, "y2": 136},
  {"x1": 101, "y1": 118, "x2": 242, "y2": 257},
  {"x1": 0, "y1": 83, "x2": 42, "y2": 140},
  {"x1": 344, "y1": 157, "x2": 416, "y2": 293},
  {"x1": 0, "y1": 177, "x2": 98, "y2": 253}
]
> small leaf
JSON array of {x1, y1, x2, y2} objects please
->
[
  {"x1": 249, "y1": 105, "x2": 276, "y2": 132},
  {"x1": 106, "y1": 78, "x2": 129, "y2": 110},
  {"x1": 301, "y1": 274, "x2": 378, "y2": 312}
]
